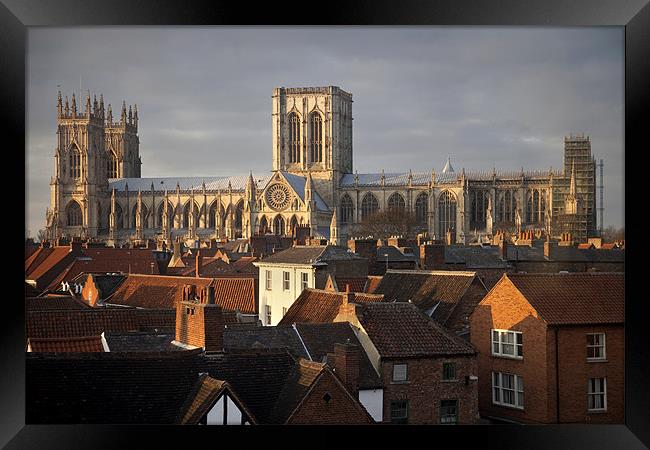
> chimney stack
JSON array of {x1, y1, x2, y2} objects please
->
[
  {"x1": 175, "y1": 300, "x2": 224, "y2": 352},
  {"x1": 347, "y1": 238, "x2": 377, "y2": 273},
  {"x1": 327, "y1": 342, "x2": 361, "y2": 395},
  {"x1": 152, "y1": 248, "x2": 172, "y2": 275},
  {"x1": 499, "y1": 239, "x2": 508, "y2": 260},
  {"x1": 419, "y1": 242, "x2": 445, "y2": 270},
  {"x1": 195, "y1": 250, "x2": 202, "y2": 278}
]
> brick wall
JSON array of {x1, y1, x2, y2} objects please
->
[
  {"x1": 550, "y1": 325, "x2": 624, "y2": 424},
  {"x1": 380, "y1": 356, "x2": 479, "y2": 424},
  {"x1": 175, "y1": 301, "x2": 223, "y2": 351},
  {"x1": 287, "y1": 370, "x2": 374, "y2": 424},
  {"x1": 470, "y1": 277, "x2": 552, "y2": 423},
  {"x1": 81, "y1": 275, "x2": 99, "y2": 307}
]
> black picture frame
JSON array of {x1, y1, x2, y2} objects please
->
[{"x1": 4, "y1": 1, "x2": 646, "y2": 448}]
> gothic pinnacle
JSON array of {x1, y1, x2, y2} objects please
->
[
  {"x1": 71, "y1": 93, "x2": 77, "y2": 115},
  {"x1": 57, "y1": 91, "x2": 63, "y2": 116}
]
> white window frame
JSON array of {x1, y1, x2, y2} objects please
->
[
  {"x1": 392, "y1": 363, "x2": 408, "y2": 382},
  {"x1": 588, "y1": 377, "x2": 607, "y2": 412},
  {"x1": 283, "y1": 271, "x2": 290, "y2": 291},
  {"x1": 492, "y1": 371, "x2": 524, "y2": 410},
  {"x1": 491, "y1": 329, "x2": 523, "y2": 359},
  {"x1": 282, "y1": 306, "x2": 287, "y2": 317},
  {"x1": 265, "y1": 305, "x2": 272, "y2": 325},
  {"x1": 265, "y1": 270, "x2": 272, "y2": 291},
  {"x1": 301, "y1": 272, "x2": 309, "y2": 291},
  {"x1": 587, "y1": 333, "x2": 607, "y2": 361}
]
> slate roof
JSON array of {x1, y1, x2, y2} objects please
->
[
  {"x1": 281, "y1": 171, "x2": 329, "y2": 211},
  {"x1": 26, "y1": 308, "x2": 176, "y2": 340},
  {"x1": 505, "y1": 273, "x2": 624, "y2": 325},
  {"x1": 259, "y1": 245, "x2": 365, "y2": 265},
  {"x1": 444, "y1": 245, "x2": 509, "y2": 268},
  {"x1": 278, "y1": 289, "x2": 384, "y2": 326},
  {"x1": 204, "y1": 350, "x2": 298, "y2": 424},
  {"x1": 27, "y1": 336, "x2": 105, "y2": 353},
  {"x1": 26, "y1": 350, "x2": 207, "y2": 424},
  {"x1": 103, "y1": 331, "x2": 176, "y2": 352},
  {"x1": 109, "y1": 175, "x2": 271, "y2": 193},
  {"x1": 295, "y1": 322, "x2": 383, "y2": 389},
  {"x1": 223, "y1": 326, "x2": 310, "y2": 359},
  {"x1": 373, "y1": 270, "x2": 485, "y2": 328},
  {"x1": 355, "y1": 302, "x2": 476, "y2": 358},
  {"x1": 106, "y1": 274, "x2": 257, "y2": 314},
  {"x1": 377, "y1": 245, "x2": 418, "y2": 263}
]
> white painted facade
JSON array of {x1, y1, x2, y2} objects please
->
[
  {"x1": 205, "y1": 393, "x2": 250, "y2": 425},
  {"x1": 255, "y1": 262, "x2": 316, "y2": 325},
  {"x1": 359, "y1": 389, "x2": 384, "y2": 422}
]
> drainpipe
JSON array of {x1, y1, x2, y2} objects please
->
[{"x1": 555, "y1": 326, "x2": 560, "y2": 424}]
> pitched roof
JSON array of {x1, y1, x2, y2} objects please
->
[
  {"x1": 105, "y1": 274, "x2": 257, "y2": 314},
  {"x1": 354, "y1": 302, "x2": 476, "y2": 358},
  {"x1": 26, "y1": 308, "x2": 176, "y2": 340},
  {"x1": 204, "y1": 350, "x2": 297, "y2": 424},
  {"x1": 376, "y1": 245, "x2": 418, "y2": 263},
  {"x1": 365, "y1": 276, "x2": 383, "y2": 293},
  {"x1": 504, "y1": 273, "x2": 624, "y2": 325},
  {"x1": 444, "y1": 245, "x2": 509, "y2": 268},
  {"x1": 334, "y1": 277, "x2": 368, "y2": 293},
  {"x1": 26, "y1": 294, "x2": 92, "y2": 311},
  {"x1": 373, "y1": 270, "x2": 482, "y2": 324},
  {"x1": 109, "y1": 174, "x2": 271, "y2": 193},
  {"x1": 27, "y1": 336, "x2": 106, "y2": 353},
  {"x1": 182, "y1": 256, "x2": 259, "y2": 278},
  {"x1": 177, "y1": 374, "x2": 228, "y2": 425},
  {"x1": 25, "y1": 247, "x2": 77, "y2": 291},
  {"x1": 295, "y1": 322, "x2": 382, "y2": 389},
  {"x1": 278, "y1": 289, "x2": 383, "y2": 326},
  {"x1": 84, "y1": 274, "x2": 127, "y2": 299},
  {"x1": 26, "y1": 350, "x2": 207, "y2": 424},
  {"x1": 223, "y1": 326, "x2": 310, "y2": 359},
  {"x1": 103, "y1": 331, "x2": 176, "y2": 352},
  {"x1": 259, "y1": 245, "x2": 364, "y2": 265}
]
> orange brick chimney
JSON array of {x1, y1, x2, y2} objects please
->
[
  {"x1": 195, "y1": 250, "x2": 202, "y2": 278},
  {"x1": 175, "y1": 297, "x2": 223, "y2": 352}
]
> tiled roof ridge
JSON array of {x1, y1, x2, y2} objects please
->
[
  {"x1": 386, "y1": 269, "x2": 477, "y2": 277},
  {"x1": 26, "y1": 346, "x2": 205, "y2": 360},
  {"x1": 506, "y1": 272, "x2": 624, "y2": 277}
]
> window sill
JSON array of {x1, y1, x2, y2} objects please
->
[
  {"x1": 441, "y1": 379, "x2": 459, "y2": 383},
  {"x1": 492, "y1": 402, "x2": 524, "y2": 411},
  {"x1": 492, "y1": 355, "x2": 524, "y2": 361},
  {"x1": 587, "y1": 359, "x2": 608, "y2": 363},
  {"x1": 390, "y1": 380, "x2": 410, "y2": 385},
  {"x1": 587, "y1": 409, "x2": 608, "y2": 414}
]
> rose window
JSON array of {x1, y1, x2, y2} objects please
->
[{"x1": 265, "y1": 183, "x2": 292, "y2": 211}]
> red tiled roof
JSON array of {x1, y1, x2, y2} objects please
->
[
  {"x1": 278, "y1": 289, "x2": 383, "y2": 326},
  {"x1": 107, "y1": 274, "x2": 257, "y2": 314},
  {"x1": 26, "y1": 308, "x2": 176, "y2": 340},
  {"x1": 601, "y1": 243, "x2": 619, "y2": 250},
  {"x1": 26, "y1": 294, "x2": 92, "y2": 311},
  {"x1": 355, "y1": 302, "x2": 476, "y2": 358},
  {"x1": 577, "y1": 243, "x2": 595, "y2": 249},
  {"x1": 27, "y1": 336, "x2": 105, "y2": 353},
  {"x1": 334, "y1": 277, "x2": 367, "y2": 293},
  {"x1": 505, "y1": 273, "x2": 624, "y2": 325},
  {"x1": 25, "y1": 247, "x2": 76, "y2": 291}
]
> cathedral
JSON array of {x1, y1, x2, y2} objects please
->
[{"x1": 45, "y1": 86, "x2": 598, "y2": 246}]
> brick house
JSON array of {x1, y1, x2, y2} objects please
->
[
  {"x1": 370, "y1": 269, "x2": 488, "y2": 338},
  {"x1": 334, "y1": 300, "x2": 479, "y2": 424},
  {"x1": 470, "y1": 272, "x2": 624, "y2": 424}
]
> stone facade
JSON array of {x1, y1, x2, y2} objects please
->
[{"x1": 46, "y1": 86, "x2": 599, "y2": 246}]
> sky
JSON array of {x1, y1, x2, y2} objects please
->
[{"x1": 26, "y1": 27, "x2": 624, "y2": 237}]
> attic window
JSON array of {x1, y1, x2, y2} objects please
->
[{"x1": 322, "y1": 392, "x2": 332, "y2": 403}]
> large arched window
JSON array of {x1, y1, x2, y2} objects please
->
[
  {"x1": 415, "y1": 193, "x2": 428, "y2": 226},
  {"x1": 360, "y1": 193, "x2": 379, "y2": 220},
  {"x1": 182, "y1": 202, "x2": 199, "y2": 228},
  {"x1": 66, "y1": 201, "x2": 83, "y2": 226},
  {"x1": 107, "y1": 151, "x2": 118, "y2": 178},
  {"x1": 290, "y1": 215, "x2": 299, "y2": 236},
  {"x1": 208, "y1": 202, "x2": 221, "y2": 229},
  {"x1": 387, "y1": 193, "x2": 406, "y2": 213},
  {"x1": 309, "y1": 112, "x2": 323, "y2": 163},
  {"x1": 438, "y1": 191, "x2": 457, "y2": 235},
  {"x1": 288, "y1": 112, "x2": 301, "y2": 164},
  {"x1": 340, "y1": 194, "x2": 354, "y2": 223},
  {"x1": 235, "y1": 201, "x2": 244, "y2": 235},
  {"x1": 115, "y1": 203, "x2": 123, "y2": 229},
  {"x1": 497, "y1": 190, "x2": 517, "y2": 223},
  {"x1": 259, "y1": 216, "x2": 269, "y2": 234},
  {"x1": 471, "y1": 190, "x2": 489, "y2": 228},
  {"x1": 69, "y1": 146, "x2": 81, "y2": 179},
  {"x1": 273, "y1": 215, "x2": 285, "y2": 236}
]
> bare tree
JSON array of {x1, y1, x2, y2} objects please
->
[
  {"x1": 601, "y1": 225, "x2": 624, "y2": 242},
  {"x1": 354, "y1": 209, "x2": 424, "y2": 240}
]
